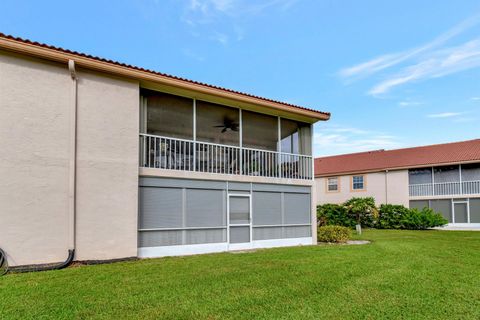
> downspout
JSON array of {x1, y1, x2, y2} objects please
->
[
  {"x1": 385, "y1": 170, "x2": 389, "y2": 204},
  {"x1": 4, "y1": 60, "x2": 77, "y2": 274},
  {"x1": 67, "y1": 59, "x2": 77, "y2": 261}
]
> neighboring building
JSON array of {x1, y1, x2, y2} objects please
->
[
  {"x1": 315, "y1": 140, "x2": 480, "y2": 226},
  {"x1": 0, "y1": 33, "x2": 330, "y2": 267}
]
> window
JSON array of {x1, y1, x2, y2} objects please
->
[
  {"x1": 352, "y1": 175, "x2": 365, "y2": 190},
  {"x1": 327, "y1": 177, "x2": 339, "y2": 192}
]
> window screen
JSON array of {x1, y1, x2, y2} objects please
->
[
  {"x1": 242, "y1": 111, "x2": 278, "y2": 151},
  {"x1": 434, "y1": 166, "x2": 460, "y2": 183},
  {"x1": 144, "y1": 91, "x2": 193, "y2": 139},
  {"x1": 409, "y1": 200, "x2": 429, "y2": 210},
  {"x1": 280, "y1": 119, "x2": 311, "y2": 155},
  {"x1": 462, "y1": 163, "x2": 480, "y2": 181},
  {"x1": 409, "y1": 169, "x2": 432, "y2": 185},
  {"x1": 196, "y1": 100, "x2": 239, "y2": 146},
  {"x1": 229, "y1": 196, "x2": 250, "y2": 224},
  {"x1": 139, "y1": 187, "x2": 183, "y2": 229}
]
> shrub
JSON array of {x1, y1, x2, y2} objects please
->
[
  {"x1": 317, "y1": 204, "x2": 355, "y2": 228},
  {"x1": 378, "y1": 204, "x2": 411, "y2": 229},
  {"x1": 317, "y1": 225, "x2": 351, "y2": 243},
  {"x1": 400, "y1": 207, "x2": 448, "y2": 230},
  {"x1": 343, "y1": 197, "x2": 379, "y2": 227}
]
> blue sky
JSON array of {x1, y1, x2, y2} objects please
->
[{"x1": 1, "y1": 0, "x2": 479, "y2": 156}]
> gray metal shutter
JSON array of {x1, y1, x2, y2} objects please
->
[
  {"x1": 409, "y1": 200, "x2": 429, "y2": 210},
  {"x1": 139, "y1": 187, "x2": 183, "y2": 228},
  {"x1": 284, "y1": 193, "x2": 311, "y2": 224},
  {"x1": 252, "y1": 192, "x2": 282, "y2": 226},
  {"x1": 429, "y1": 199, "x2": 452, "y2": 223},
  {"x1": 186, "y1": 229, "x2": 226, "y2": 245},
  {"x1": 185, "y1": 189, "x2": 225, "y2": 227},
  {"x1": 253, "y1": 227, "x2": 283, "y2": 240},
  {"x1": 469, "y1": 198, "x2": 480, "y2": 223},
  {"x1": 139, "y1": 230, "x2": 183, "y2": 247},
  {"x1": 283, "y1": 226, "x2": 311, "y2": 238}
]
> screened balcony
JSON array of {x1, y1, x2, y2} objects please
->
[
  {"x1": 139, "y1": 90, "x2": 313, "y2": 180},
  {"x1": 408, "y1": 164, "x2": 480, "y2": 197}
]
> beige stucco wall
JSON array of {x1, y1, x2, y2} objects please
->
[
  {"x1": 315, "y1": 170, "x2": 409, "y2": 207},
  {"x1": 0, "y1": 51, "x2": 71, "y2": 266},
  {"x1": 74, "y1": 69, "x2": 139, "y2": 261},
  {"x1": 0, "y1": 51, "x2": 139, "y2": 266}
]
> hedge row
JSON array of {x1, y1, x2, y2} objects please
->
[{"x1": 317, "y1": 197, "x2": 448, "y2": 230}]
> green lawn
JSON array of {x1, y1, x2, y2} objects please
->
[{"x1": 1, "y1": 230, "x2": 480, "y2": 319}]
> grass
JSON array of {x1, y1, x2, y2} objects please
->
[{"x1": 1, "y1": 230, "x2": 480, "y2": 319}]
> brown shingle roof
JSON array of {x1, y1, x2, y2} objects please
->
[
  {"x1": 0, "y1": 32, "x2": 330, "y2": 119},
  {"x1": 315, "y1": 139, "x2": 480, "y2": 177}
]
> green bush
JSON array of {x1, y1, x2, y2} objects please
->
[
  {"x1": 377, "y1": 204, "x2": 411, "y2": 229},
  {"x1": 400, "y1": 207, "x2": 448, "y2": 230},
  {"x1": 317, "y1": 225, "x2": 351, "y2": 243},
  {"x1": 317, "y1": 204, "x2": 355, "y2": 228},
  {"x1": 343, "y1": 197, "x2": 379, "y2": 227},
  {"x1": 318, "y1": 198, "x2": 448, "y2": 230}
]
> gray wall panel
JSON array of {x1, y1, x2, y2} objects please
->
[
  {"x1": 409, "y1": 200, "x2": 429, "y2": 210},
  {"x1": 140, "y1": 177, "x2": 226, "y2": 190},
  {"x1": 470, "y1": 198, "x2": 480, "y2": 223},
  {"x1": 252, "y1": 183, "x2": 310, "y2": 193},
  {"x1": 228, "y1": 182, "x2": 251, "y2": 191},
  {"x1": 284, "y1": 193, "x2": 311, "y2": 224},
  {"x1": 429, "y1": 199, "x2": 452, "y2": 223},
  {"x1": 253, "y1": 227, "x2": 283, "y2": 240},
  {"x1": 139, "y1": 187, "x2": 183, "y2": 228},
  {"x1": 139, "y1": 230, "x2": 183, "y2": 247},
  {"x1": 186, "y1": 229, "x2": 226, "y2": 245},
  {"x1": 252, "y1": 192, "x2": 282, "y2": 225},
  {"x1": 185, "y1": 189, "x2": 224, "y2": 227},
  {"x1": 284, "y1": 226, "x2": 311, "y2": 238}
]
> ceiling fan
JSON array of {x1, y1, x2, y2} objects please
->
[{"x1": 213, "y1": 118, "x2": 239, "y2": 133}]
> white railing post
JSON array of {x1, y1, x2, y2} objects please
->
[{"x1": 193, "y1": 99, "x2": 197, "y2": 172}]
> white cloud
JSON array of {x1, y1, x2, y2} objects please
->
[
  {"x1": 427, "y1": 112, "x2": 463, "y2": 118},
  {"x1": 338, "y1": 13, "x2": 480, "y2": 95},
  {"x1": 369, "y1": 39, "x2": 480, "y2": 95},
  {"x1": 398, "y1": 100, "x2": 423, "y2": 107},
  {"x1": 339, "y1": 13, "x2": 480, "y2": 80},
  {"x1": 313, "y1": 124, "x2": 402, "y2": 156},
  {"x1": 471, "y1": 97, "x2": 480, "y2": 100}
]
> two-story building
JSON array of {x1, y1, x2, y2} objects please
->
[
  {"x1": 315, "y1": 139, "x2": 480, "y2": 227},
  {"x1": 0, "y1": 33, "x2": 330, "y2": 267}
]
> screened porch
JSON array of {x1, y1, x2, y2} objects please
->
[{"x1": 139, "y1": 90, "x2": 313, "y2": 180}]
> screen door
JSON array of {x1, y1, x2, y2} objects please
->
[{"x1": 228, "y1": 194, "x2": 251, "y2": 244}]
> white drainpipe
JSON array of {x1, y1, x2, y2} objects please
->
[{"x1": 68, "y1": 60, "x2": 77, "y2": 254}]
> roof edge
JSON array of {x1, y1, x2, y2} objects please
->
[
  {"x1": 315, "y1": 159, "x2": 480, "y2": 178},
  {"x1": 0, "y1": 32, "x2": 330, "y2": 121}
]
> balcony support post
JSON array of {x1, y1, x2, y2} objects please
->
[
  {"x1": 431, "y1": 167, "x2": 435, "y2": 196},
  {"x1": 239, "y1": 109, "x2": 243, "y2": 175},
  {"x1": 193, "y1": 99, "x2": 197, "y2": 172},
  {"x1": 459, "y1": 164, "x2": 463, "y2": 195}
]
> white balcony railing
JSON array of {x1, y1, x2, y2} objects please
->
[
  {"x1": 139, "y1": 134, "x2": 313, "y2": 180},
  {"x1": 409, "y1": 181, "x2": 480, "y2": 197}
]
